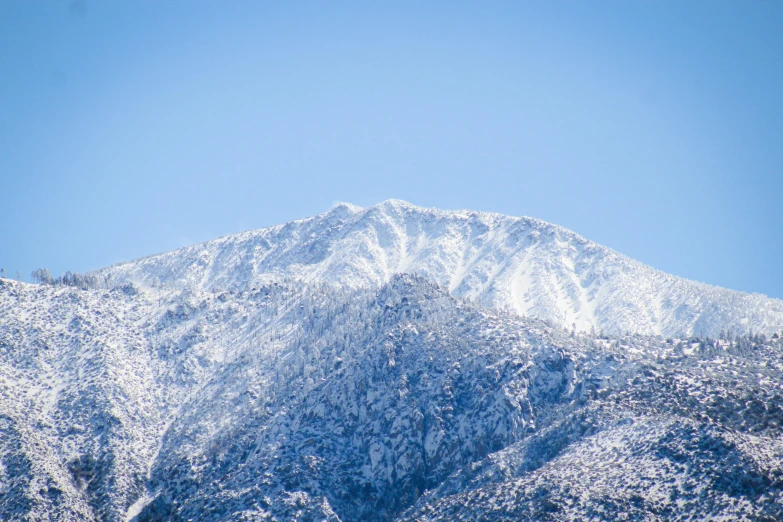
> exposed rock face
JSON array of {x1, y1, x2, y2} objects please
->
[
  {"x1": 2, "y1": 201, "x2": 783, "y2": 521},
  {"x1": 2, "y1": 274, "x2": 782, "y2": 521}
]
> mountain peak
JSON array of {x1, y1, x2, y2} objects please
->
[
  {"x1": 373, "y1": 198, "x2": 418, "y2": 210},
  {"x1": 92, "y1": 202, "x2": 783, "y2": 337},
  {"x1": 327, "y1": 201, "x2": 364, "y2": 213},
  {"x1": 327, "y1": 198, "x2": 426, "y2": 216},
  {"x1": 4, "y1": 204, "x2": 783, "y2": 522}
]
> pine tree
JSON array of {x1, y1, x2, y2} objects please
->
[{"x1": 31, "y1": 268, "x2": 53, "y2": 285}]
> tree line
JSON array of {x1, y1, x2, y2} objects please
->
[
  {"x1": 30, "y1": 268, "x2": 102, "y2": 289},
  {"x1": 0, "y1": 268, "x2": 21, "y2": 280}
]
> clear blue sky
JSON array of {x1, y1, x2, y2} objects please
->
[{"x1": 1, "y1": 1, "x2": 782, "y2": 297}]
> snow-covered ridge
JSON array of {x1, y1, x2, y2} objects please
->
[
  {"x1": 94, "y1": 199, "x2": 783, "y2": 337},
  {"x1": 3, "y1": 274, "x2": 782, "y2": 521}
]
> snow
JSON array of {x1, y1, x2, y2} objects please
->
[
  {"x1": 124, "y1": 494, "x2": 153, "y2": 522},
  {"x1": 2, "y1": 201, "x2": 783, "y2": 521},
  {"x1": 93, "y1": 200, "x2": 783, "y2": 338}
]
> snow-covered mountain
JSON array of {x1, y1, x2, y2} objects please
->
[
  {"x1": 2, "y1": 274, "x2": 782, "y2": 521},
  {"x1": 94, "y1": 200, "x2": 783, "y2": 337},
  {"x1": 2, "y1": 201, "x2": 783, "y2": 521}
]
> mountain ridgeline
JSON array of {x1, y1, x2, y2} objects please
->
[
  {"x1": 94, "y1": 200, "x2": 783, "y2": 338},
  {"x1": 1, "y1": 200, "x2": 782, "y2": 521}
]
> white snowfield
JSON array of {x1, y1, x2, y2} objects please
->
[
  {"x1": 2, "y1": 201, "x2": 783, "y2": 522},
  {"x1": 96, "y1": 199, "x2": 783, "y2": 337}
]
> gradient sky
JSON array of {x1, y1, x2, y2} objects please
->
[{"x1": 1, "y1": 1, "x2": 782, "y2": 298}]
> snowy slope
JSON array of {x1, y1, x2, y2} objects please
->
[
  {"x1": 93, "y1": 200, "x2": 783, "y2": 337},
  {"x1": 4, "y1": 201, "x2": 783, "y2": 521},
  {"x1": 2, "y1": 275, "x2": 782, "y2": 521}
]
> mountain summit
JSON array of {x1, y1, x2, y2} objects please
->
[
  {"x1": 96, "y1": 199, "x2": 783, "y2": 337},
  {"x1": 2, "y1": 201, "x2": 783, "y2": 521}
]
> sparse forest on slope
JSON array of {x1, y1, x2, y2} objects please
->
[
  {"x1": 2, "y1": 273, "x2": 782, "y2": 521},
  {"x1": 2, "y1": 201, "x2": 783, "y2": 521}
]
